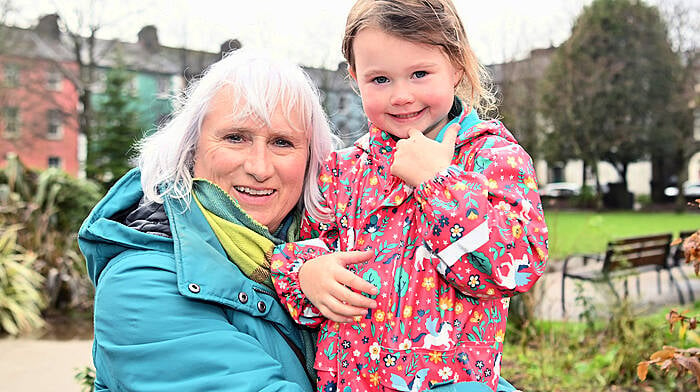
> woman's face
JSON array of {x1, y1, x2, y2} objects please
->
[{"x1": 193, "y1": 87, "x2": 309, "y2": 232}]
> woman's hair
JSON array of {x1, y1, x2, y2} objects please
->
[
  {"x1": 136, "y1": 49, "x2": 339, "y2": 222},
  {"x1": 342, "y1": 0, "x2": 497, "y2": 116}
]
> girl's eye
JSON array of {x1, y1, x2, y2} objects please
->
[
  {"x1": 413, "y1": 71, "x2": 427, "y2": 79},
  {"x1": 372, "y1": 76, "x2": 389, "y2": 84}
]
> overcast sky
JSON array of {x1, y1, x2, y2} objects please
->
[{"x1": 9, "y1": 0, "x2": 691, "y2": 68}]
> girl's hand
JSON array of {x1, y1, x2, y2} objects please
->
[
  {"x1": 391, "y1": 123, "x2": 460, "y2": 187},
  {"x1": 298, "y1": 250, "x2": 378, "y2": 323}
]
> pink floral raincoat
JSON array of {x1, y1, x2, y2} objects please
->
[{"x1": 272, "y1": 107, "x2": 548, "y2": 392}]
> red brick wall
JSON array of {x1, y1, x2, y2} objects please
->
[{"x1": 0, "y1": 56, "x2": 80, "y2": 176}]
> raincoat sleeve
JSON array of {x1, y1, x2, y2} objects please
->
[
  {"x1": 94, "y1": 251, "x2": 309, "y2": 392},
  {"x1": 271, "y1": 152, "x2": 341, "y2": 327},
  {"x1": 413, "y1": 136, "x2": 548, "y2": 299}
]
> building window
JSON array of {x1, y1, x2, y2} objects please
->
[
  {"x1": 93, "y1": 69, "x2": 107, "y2": 93},
  {"x1": 157, "y1": 75, "x2": 170, "y2": 95},
  {"x1": 551, "y1": 165, "x2": 565, "y2": 183},
  {"x1": 3, "y1": 63, "x2": 19, "y2": 87},
  {"x1": 47, "y1": 68, "x2": 63, "y2": 91},
  {"x1": 47, "y1": 109, "x2": 63, "y2": 139},
  {"x1": 48, "y1": 156, "x2": 61, "y2": 169},
  {"x1": 2, "y1": 107, "x2": 19, "y2": 137},
  {"x1": 129, "y1": 77, "x2": 138, "y2": 95}
]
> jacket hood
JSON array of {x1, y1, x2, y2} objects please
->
[{"x1": 79, "y1": 169, "x2": 172, "y2": 285}]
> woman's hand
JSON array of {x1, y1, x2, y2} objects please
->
[
  {"x1": 391, "y1": 123, "x2": 460, "y2": 187},
  {"x1": 298, "y1": 250, "x2": 378, "y2": 323}
]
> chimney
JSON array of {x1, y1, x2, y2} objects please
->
[
  {"x1": 138, "y1": 25, "x2": 160, "y2": 52},
  {"x1": 219, "y1": 39, "x2": 241, "y2": 56},
  {"x1": 36, "y1": 14, "x2": 60, "y2": 40}
]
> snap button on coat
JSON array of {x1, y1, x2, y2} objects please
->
[
  {"x1": 188, "y1": 283, "x2": 200, "y2": 293},
  {"x1": 238, "y1": 292, "x2": 248, "y2": 304},
  {"x1": 257, "y1": 301, "x2": 266, "y2": 313}
]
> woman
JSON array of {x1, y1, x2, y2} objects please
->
[{"x1": 78, "y1": 50, "x2": 338, "y2": 391}]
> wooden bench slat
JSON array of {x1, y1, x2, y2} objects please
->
[
  {"x1": 605, "y1": 255, "x2": 667, "y2": 271},
  {"x1": 609, "y1": 234, "x2": 672, "y2": 245},
  {"x1": 609, "y1": 244, "x2": 670, "y2": 256}
]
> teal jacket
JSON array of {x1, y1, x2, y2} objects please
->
[{"x1": 79, "y1": 169, "x2": 315, "y2": 392}]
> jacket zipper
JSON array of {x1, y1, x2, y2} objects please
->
[{"x1": 272, "y1": 323, "x2": 316, "y2": 387}]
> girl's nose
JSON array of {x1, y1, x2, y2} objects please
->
[{"x1": 390, "y1": 88, "x2": 414, "y2": 106}]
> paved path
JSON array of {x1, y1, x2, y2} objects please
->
[
  {"x1": 1, "y1": 338, "x2": 93, "y2": 391},
  {"x1": 1, "y1": 264, "x2": 697, "y2": 391},
  {"x1": 535, "y1": 263, "x2": 699, "y2": 321}
]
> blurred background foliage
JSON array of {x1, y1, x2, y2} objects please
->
[{"x1": 0, "y1": 154, "x2": 101, "y2": 336}]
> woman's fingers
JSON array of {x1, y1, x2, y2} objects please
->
[
  {"x1": 336, "y1": 268, "x2": 378, "y2": 297},
  {"x1": 335, "y1": 249, "x2": 379, "y2": 295},
  {"x1": 298, "y1": 249, "x2": 380, "y2": 321},
  {"x1": 337, "y1": 249, "x2": 375, "y2": 266},
  {"x1": 318, "y1": 295, "x2": 368, "y2": 322},
  {"x1": 328, "y1": 277, "x2": 377, "y2": 309}
]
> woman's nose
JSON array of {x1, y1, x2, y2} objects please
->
[{"x1": 243, "y1": 142, "x2": 274, "y2": 182}]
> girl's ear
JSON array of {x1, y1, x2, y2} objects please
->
[
  {"x1": 348, "y1": 64, "x2": 357, "y2": 81},
  {"x1": 453, "y1": 68, "x2": 464, "y2": 89}
]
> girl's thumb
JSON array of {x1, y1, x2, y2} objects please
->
[{"x1": 441, "y1": 123, "x2": 460, "y2": 146}]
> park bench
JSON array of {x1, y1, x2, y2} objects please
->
[{"x1": 561, "y1": 233, "x2": 683, "y2": 314}]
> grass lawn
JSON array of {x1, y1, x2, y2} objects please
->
[
  {"x1": 544, "y1": 210, "x2": 699, "y2": 260},
  {"x1": 503, "y1": 300, "x2": 700, "y2": 390}
]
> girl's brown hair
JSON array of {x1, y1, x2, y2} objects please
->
[{"x1": 342, "y1": 0, "x2": 497, "y2": 116}]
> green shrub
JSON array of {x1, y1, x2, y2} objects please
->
[
  {"x1": 636, "y1": 194, "x2": 652, "y2": 209},
  {"x1": 75, "y1": 365, "x2": 95, "y2": 392},
  {"x1": 0, "y1": 155, "x2": 102, "y2": 311},
  {"x1": 573, "y1": 185, "x2": 598, "y2": 209},
  {"x1": 0, "y1": 225, "x2": 45, "y2": 335}
]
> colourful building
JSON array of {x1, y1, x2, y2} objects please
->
[
  {"x1": 0, "y1": 18, "x2": 81, "y2": 175},
  {"x1": 0, "y1": 14, "x2": 366, "y2": 177}
]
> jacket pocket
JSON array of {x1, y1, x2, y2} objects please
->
[{"x1": 377, "y1": 342, "x2": 494, "y2": 391}]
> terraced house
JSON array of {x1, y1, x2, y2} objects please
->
[{"x1": 0, "y1": 14, "x2": 364, "y2": 177}]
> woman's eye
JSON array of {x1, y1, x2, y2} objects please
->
[
  {"x1": 273, "y1": 138, "x2": 293, "y2": 148},
  {"x1": 413, "y1": 71, "x2": 427, "y2": 79},
  {"x1": 225, "y1": 133, "x2": 244, "y2": 143},
  {"x1": 372, "y1": 76, "x2": 389, "y2": 84}
]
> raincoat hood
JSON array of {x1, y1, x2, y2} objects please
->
[{"x1": 79, "y1": 169, "x2": 173, "y2": 286}]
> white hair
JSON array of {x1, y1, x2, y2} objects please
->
[{"x1": 136, "y1": 49, "x2": 339, "y2": 222}]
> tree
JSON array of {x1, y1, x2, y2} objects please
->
[
  {"x1": 653, "y1": 0, "x2": 699, "y2": 206},
  {"x1": 495, "y1": 48, "x2": 557, "y2": 162},
  {"x1": 30, "y1": 2, "x2": 144, "y2": 178},
  {"x1": 87, "y1": 58, "x2": 140, "y2": 188},
  {"x1": 540, "y1": 0, "x2": 679, "y2": 194}
]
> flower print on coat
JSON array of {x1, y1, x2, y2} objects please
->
[{"x1": 272, "y1": 108, "x2": 548, "y2": 391}]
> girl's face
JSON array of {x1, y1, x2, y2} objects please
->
[{"x1": 350, "y1": 27, "x2": 462, "y2": 140}]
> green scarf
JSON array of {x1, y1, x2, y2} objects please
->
[{"x1": 192, "y1": 179, "x2": 300, "y2": 289}]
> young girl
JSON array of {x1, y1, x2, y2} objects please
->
[{"x1": 272, "y1": 1, "x2": 548, "y2": 391}]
